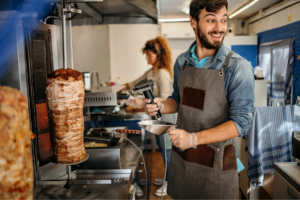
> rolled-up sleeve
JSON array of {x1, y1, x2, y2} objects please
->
[
  {"x1": 168, "y1": 56, "x2": 182, "y2": 111},
  {"x1": 227, "y1": 60, "x2": 255, "y2": 137}
]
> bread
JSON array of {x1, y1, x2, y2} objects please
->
[
  {"x1": 46, "y1": 68, "x2": 86, "y2": 163},
  {"x1": 0, "y1": 86, "x2": 34, "y2": 199},
  {"x1": 84, "y1": 142, "x2": 108, "y2": 148}
]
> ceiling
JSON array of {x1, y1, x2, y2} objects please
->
[{"x1": 159, "y1": 0, "x2": 281, "y2": 19}]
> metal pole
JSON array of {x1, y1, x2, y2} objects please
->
[
  {"x1": 62, "y1": 0, "x2": 67, "y2": 69},
  {"x1": 67, "y1": 165, "x2": 71, "y2": 178},
  {"x1": 156, "y1": 0, "x2": 160, "y2": 29}
]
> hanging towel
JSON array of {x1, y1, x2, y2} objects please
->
[{"x1": 245, "y1": 105, "x2": 300, "y2": 187}]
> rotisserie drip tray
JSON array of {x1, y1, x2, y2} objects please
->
[{"x1": 37, "y1": 169, "x2": 132, "y2": 199}]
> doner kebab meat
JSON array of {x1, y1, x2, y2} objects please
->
[
  {"x1": 46, "y1": 68, "x2": 86, "y2": 163},
  {"x1": 0, "y1": 86, "x2": 34, "y2": 199}
]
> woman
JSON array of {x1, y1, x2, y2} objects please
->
[{"x1": 125, "y1": 36, "x2": 175, "y2": 197}]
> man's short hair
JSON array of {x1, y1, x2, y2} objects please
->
[{"x1": 190, "y1": 0, "x2": 228, "y2": 22}]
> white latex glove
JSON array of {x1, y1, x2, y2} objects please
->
[{"x1": 168, "y1": 129, "x2": 198, "y2": 150}]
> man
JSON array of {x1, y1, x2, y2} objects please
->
[{"x1": 143, "y1": 0, "x2": 255, "y2": 199}]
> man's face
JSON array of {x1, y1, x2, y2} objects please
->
[{"x1": 191, "y1": 6, "x2": 227, "y2": 49}]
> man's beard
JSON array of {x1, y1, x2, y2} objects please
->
[{"x1": 196, "y1": 24, "x2": 225, "y2": 49}]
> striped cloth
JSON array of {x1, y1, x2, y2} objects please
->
[
  {"x1": 245, "y1": 105, "x2": 300, "y2": 187},
  {"x1": 284, "y1": 38, "x2": 294, "y2": 105}
]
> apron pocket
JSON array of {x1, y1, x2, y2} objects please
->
[
  {"x1": 222, "y1": 144, "x2": 237, "y2": 171},
  {"x1": 185, "y1": 145, "x2": 216, "y2": 168},
  {"x1": 182, "y1": 86, "x2": 206, "y2": 110}
]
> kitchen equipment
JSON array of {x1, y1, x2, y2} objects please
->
[
  {"x1": 74, "y1": 132, "x2": 126, "y2": 169},
  {"x1": 84, "y1": 85, "x2": 125, "y2": 107},
  {"x1": 138, "y1": 120, "x2": 176, "y2": 135},
  {"x1": 132, "y1": 78, "x2": 162, "y2": 120},
  {"x1": 116, "y1": 129, "x2": 141, "y2": 134},
  {"x1": 84, "y1": 129, "x2": 114, "y2": 147},
  {"x1": 292, "y1": 131, "x2": 300, "y2": 163},
  {"x1": 37, "y1": 153, "x2": 113, "y2": 190},
  {"x1": 2, "y1": 9, "x2": 140, "y2": 199},
  {"x1": 254, "y1": 66, "x2": 264, "y2": 79},
  {"x1": 117, "y1": 90, "x2": 130, "y2": 100},
  {"x1": 274, "y1": 163, "x2": 300, "y2": 199},
  {"x1": 85, "y1": 126, "x2": 127, "y2": 137},
  {"x1": 37, "y1": 169, "x2": 133, "y2": 199},
  {"x1": 82, "y1": 71, "x2": 100, "y2": 92}
]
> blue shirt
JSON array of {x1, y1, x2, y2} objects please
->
[
  {"x1": 190, "y1": 44, "x2": 209, "y2": 68},
  {"x1": 168, "y1": 41, "x2": 255, "y2": 137}
]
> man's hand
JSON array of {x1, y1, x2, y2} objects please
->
[
  {"x1": 143, "y1": 98, "x2": 162, "y2": 117},
  {"x1": 169, "y1": 129, "x2": 198, "y2": 150}
]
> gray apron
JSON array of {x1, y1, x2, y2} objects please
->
[{"x1": 167, "y1": 52, "x2": 239, "y2": 199}]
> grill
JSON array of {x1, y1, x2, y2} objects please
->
[
  {"x1": 27, "y1": 26, "x2": 54, "y2": 166},
  {"x1": 83, "y1": 85, "x2": 124, "y2": 107}
]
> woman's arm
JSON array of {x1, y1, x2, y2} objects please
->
[
  {"x1": 126, "y1": 69, "x2": 151, "y2": 89},
  {"x1": 156, "y1": 69, "x2": 172, "y2": 101}
]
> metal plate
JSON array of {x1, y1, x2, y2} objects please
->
[
  {"x1": 50, "y1": 153, "x2": 89, "y2": 165},
  {"x1": 37, "y1": 169, "x2": 132, "y2": 200},
  {"x1": 138, "y1": 120, "x2": 177, "y2": 135}
]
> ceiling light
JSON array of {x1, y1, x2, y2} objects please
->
[
  {"x1": 186, "y1": 7, "x2": 190, "y2": 14},
  {"x1": 229, "y1": 0, "x2": 259, "y2": 19},
  {"x1": 159, "y1": 18, "x2": 190, "y2": 22}
]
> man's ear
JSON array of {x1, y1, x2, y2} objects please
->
[{"x1": 190, "y1": 16, "x2": 197, "y2": 29}]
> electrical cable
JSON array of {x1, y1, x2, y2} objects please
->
[
  {"x1": 36, "y1": 185, "x2": 55, "y2": 198},
  {"x1": 161, "y1": 134, "x2": 167, "y2": 200},
  {"x1": 43, "y1": 3, "x2": 79, "y2": 24},
  {"x1": 124, "y1": 137, "x2": 148, "y2": 199}
]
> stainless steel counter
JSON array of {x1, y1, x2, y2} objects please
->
[
  {"x1": 36, "y1": 135, "x2": 142, "y2": 199},
  {"x1": 84, "y1": 108, "x2": 150, "y2": 121}
]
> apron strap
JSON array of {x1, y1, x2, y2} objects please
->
[
  {"x1": 182, "y1": 60, "x2": 188, "y2": 70},
  {"x1": 219, "y1": 51, "x2": 234, "y2": 76}
]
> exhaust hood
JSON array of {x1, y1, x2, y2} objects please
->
[{"x1": 74, "y1": 0, "x2": 158, "y2": 25}]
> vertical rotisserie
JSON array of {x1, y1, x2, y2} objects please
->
[{"x1": 46, "y1": 68, "x2": 86, "y2": 163}]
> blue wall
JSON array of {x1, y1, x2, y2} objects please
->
[
  {"x1": 232, "y1": 45, "x2": 258, "y2": 68},
  {"x1": 257, "y1": 21, "x2": 300, "y2": 104}
]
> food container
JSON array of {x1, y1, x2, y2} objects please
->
[
  {"x1": 82, "y1": 71, "x2": 100, "y2": 92},
  {"x1": 84, "y1": 131, "x2": 114, "y2": 147}
]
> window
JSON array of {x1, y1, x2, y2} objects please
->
[{"x1": 258, "y1": 38, "x2": 294, "y2": 105}]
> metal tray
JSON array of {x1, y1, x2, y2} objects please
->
[
  {"x1": 84, "y1": 130, "x2": 114, "y2": 147},
  {"x1": 36, "y1": 169, "x2": 133, "y2": 200},
  {"x1": 73, "y1": 135, "x2": 125, "y2": 170}
]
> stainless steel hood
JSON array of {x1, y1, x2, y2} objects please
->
[{"x1": 73, "y1": 0, "x2": 158, "y2": 25}]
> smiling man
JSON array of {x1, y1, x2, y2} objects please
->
[{"x1": 143, "y1": 0, "x2": 254, "y2": 199}]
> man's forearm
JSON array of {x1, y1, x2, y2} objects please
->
[
  {"x1": 161, "y1": 98, "x2": 178, "y2": 114},
  {"x1": 196, "y1": 120, "x2": 239, "y2": 145}
]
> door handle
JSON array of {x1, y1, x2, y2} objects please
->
[{"x1": 287, "y1": 188, "x2": 299, "y2": 200}]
